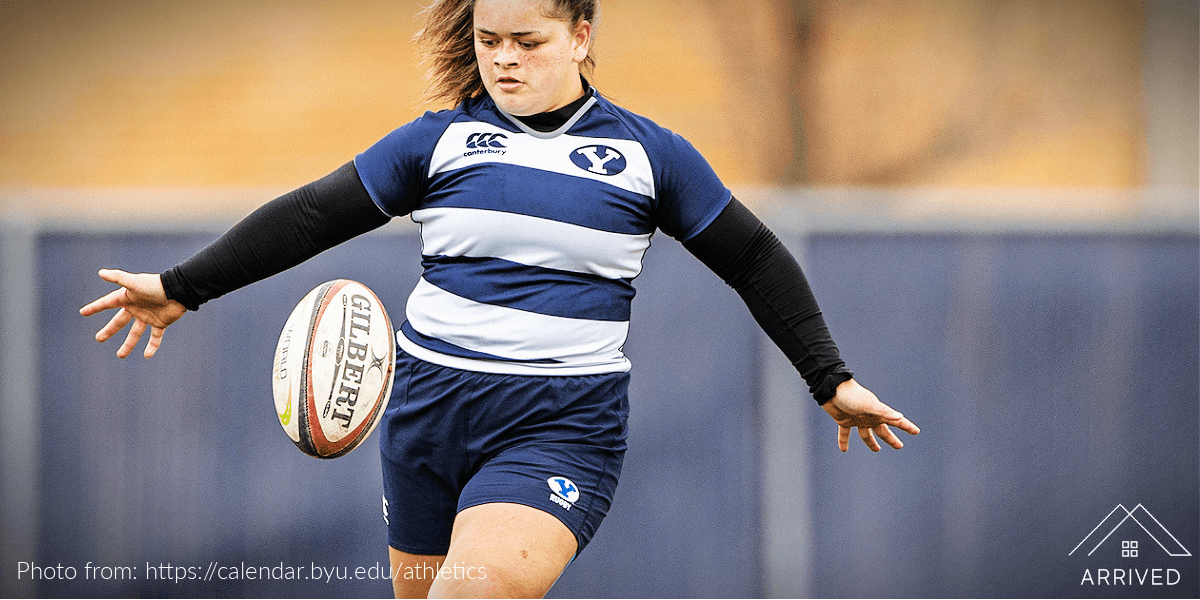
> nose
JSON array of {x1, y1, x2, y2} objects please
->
[{"x1": 494, "y1": 41, "x2": 519, "y2": 67}]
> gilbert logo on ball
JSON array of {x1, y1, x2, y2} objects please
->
[{"x1": 272, "y1": 280, "x2": 395, "y2": 459}]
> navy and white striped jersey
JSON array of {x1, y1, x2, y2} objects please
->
[{"x1": 355, "y1": 90, "x2": 731, "y2": 375}]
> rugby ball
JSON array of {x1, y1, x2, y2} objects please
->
[{"x1": 272, "y1": 280, "x2": 395, "y2": 459}]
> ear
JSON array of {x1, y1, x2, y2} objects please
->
[{"x1": 571, "y1": 19, "x2": 592, "y2": 64}]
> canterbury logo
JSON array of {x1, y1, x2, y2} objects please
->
[
  {"x1": 466, "y1": 132, "x2": 508, "y2": 149},
  {"x1": 570, "y1": 145, "x2": 627, "y2": 176}
]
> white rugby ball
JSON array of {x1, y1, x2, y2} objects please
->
[{"x1": 272, "y1": 280, "x2": 395, "y2": 459}]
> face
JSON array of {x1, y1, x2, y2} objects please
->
[{"x1": 474, "y1": 0, "x2": 592, "y2": 116}]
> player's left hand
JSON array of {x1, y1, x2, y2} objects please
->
[{"x1": 821, "y1": 378, "x2": 920, "y2": 452}]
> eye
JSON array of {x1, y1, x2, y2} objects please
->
[
  {"x1": 520, "y1": 41, "x2": 540, "y2": 50},
  {"x1": 477, "y1": 37, "x2": 498, "y2": 47}
]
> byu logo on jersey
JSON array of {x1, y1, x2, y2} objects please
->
[
  {"x1": 548, "y1": 476, "x2": 580, "y2": 510},
  {"x1": 571, "y1": 145, "x2": 627, "y2": 176},
  {"x1": 466, "y1": 132, "x2": 508, "y2": 149}
]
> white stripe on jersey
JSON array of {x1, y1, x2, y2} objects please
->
[
  {"x1": 429, "y1": 122, "x2": 656, "y2": 198},
  {"x1": 414, "y1": 207, "x2": 652, "y2": 280},
  {"x1": 397, "y1": 334, "x2": 632, "y2": 376},
  {"x1": 405, "y1": 278, "x2": 631, "y2": 371}
]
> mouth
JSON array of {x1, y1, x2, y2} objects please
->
[{"x1": 496, "y1": 77, "x2": 522, "y2": 92}]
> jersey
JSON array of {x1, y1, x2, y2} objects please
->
[{"x1": 354, "y1": 90, "x2": 731, "y2": 375}]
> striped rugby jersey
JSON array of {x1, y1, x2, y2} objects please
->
[{"x1": 355, "y1": 90, "x2": 731, "y2": 375}]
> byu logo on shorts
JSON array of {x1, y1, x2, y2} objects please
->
[
  {"x1": 466, "y1": 132, "x2": 508, "y2": 149},
  {"x1": 548, "y1": 476, "x2": 580, "y2": 507},
  {"x1": 571, "y1": 145, "x2": 627, "y2": 176}
]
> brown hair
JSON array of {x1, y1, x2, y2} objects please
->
[{"x1": 415, "y1": 0, "x2": 599, "y2": 107}]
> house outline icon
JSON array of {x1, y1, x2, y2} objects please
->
[{"x1": 1069, "y1": 503, "x2": 1192, "y2": 557}]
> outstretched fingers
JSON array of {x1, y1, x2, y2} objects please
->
[
  {"x1": 844, "y1": 422, "x2": 907, "y2": 452},
  {"x1": 81, "y1": 269, "x2": 186, "y2": 359},
  {"x1": 80, "y1": 287, "x2": 129, "y2": 319},
  {"x1": 95, "y1": 307, "x2": 166, "y2": 359},
  {"x1": 96, "y1": 307, "x2": 134, "y2": 343},
  {"x1": 865, "y1": 412, "x2": 920, "y2": 451},
  {"x1": 143, "y1": 325, "x2": 166, "y2": 359},
  {"x1": 117, "y1": 316, "x2": 147, "y2": 359},
  {"x1": 823, "y1": 382, "x2": 922, "y2": 452},
  {"x1": 874, "y1": 423, "x2": 903, "y2": 450},
  {"x1": 892, "y1": 415, "x2": 921, "y2": 437},
  {"x1": 859, "y1": 425, "x2": 883, "y2": 452}
]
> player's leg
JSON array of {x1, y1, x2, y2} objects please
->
[
  {"x1": 425, "y1": 369, "x2": 627, "y2": 596},
  {"x1": 379, "y1": 351, "x2": 466, "y2": 598},
  {"x1": 429, "y1": 502, "x2": 576, "y2": 598},
  {"x1": 388, "y1": 547, "x2": 446, "y2": 598}
]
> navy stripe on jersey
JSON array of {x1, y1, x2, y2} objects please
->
[
  {"x1": 424, "y1": 164, "x2": 654, "y2": 235},
  {"x1": 413, "y1": 207, "x2": 652, "y2": 281},
  {"x1": 421, "y1": 255, "x2": 634, "y2": 322},
  {"x1": 399, "y1": 321, "x2": 561, "y2": 364}
]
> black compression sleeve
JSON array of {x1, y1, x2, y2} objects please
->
[
  {"x1": 682, "y1": 197, "x2": 853, "y2": 404},
  {"x1": 160, "y1": 161, "x2": 391, "y2": 311}
]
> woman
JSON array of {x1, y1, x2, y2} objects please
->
[{"x1": 81, "y1": 0, "x2": 920, "y2": 597}]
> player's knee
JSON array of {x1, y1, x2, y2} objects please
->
[{"x1": 429, "y1": 562, "x2": 547, "y2": 599}]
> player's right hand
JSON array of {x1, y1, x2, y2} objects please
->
[{"x1": 80, "y1": 269, "x2": 187, "y2": 359}]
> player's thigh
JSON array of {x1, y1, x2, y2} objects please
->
[
  {"x1": 388, "y1": 547, "x2": 446, "y2": 599},
  {"x1": 428, "y1": 502, "x2": 577, "y2": 599}
]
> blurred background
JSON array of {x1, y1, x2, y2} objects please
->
[{"x1": 1, "y1": 0, "x2": 1196, "y2": 597}]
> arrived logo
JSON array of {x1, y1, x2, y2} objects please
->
[{"x1": 1070, "y1": 503, "x2": 1191, "y2": 587}]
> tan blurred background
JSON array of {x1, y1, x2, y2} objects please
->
[{"x1": 0, "y1": 0, "x2": 1196, "y2": 222}]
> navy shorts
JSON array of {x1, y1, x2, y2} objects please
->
[{"x1": 380, "y1": 350, "x2": 629, "y2": 556}]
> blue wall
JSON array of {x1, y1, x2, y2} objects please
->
[
  {"x1": 5, "y1": 227, "x2": 1198, "y2": 598},
  {"x1": 802, "y1": 233, "x2": 1199, "y2": 599}
]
